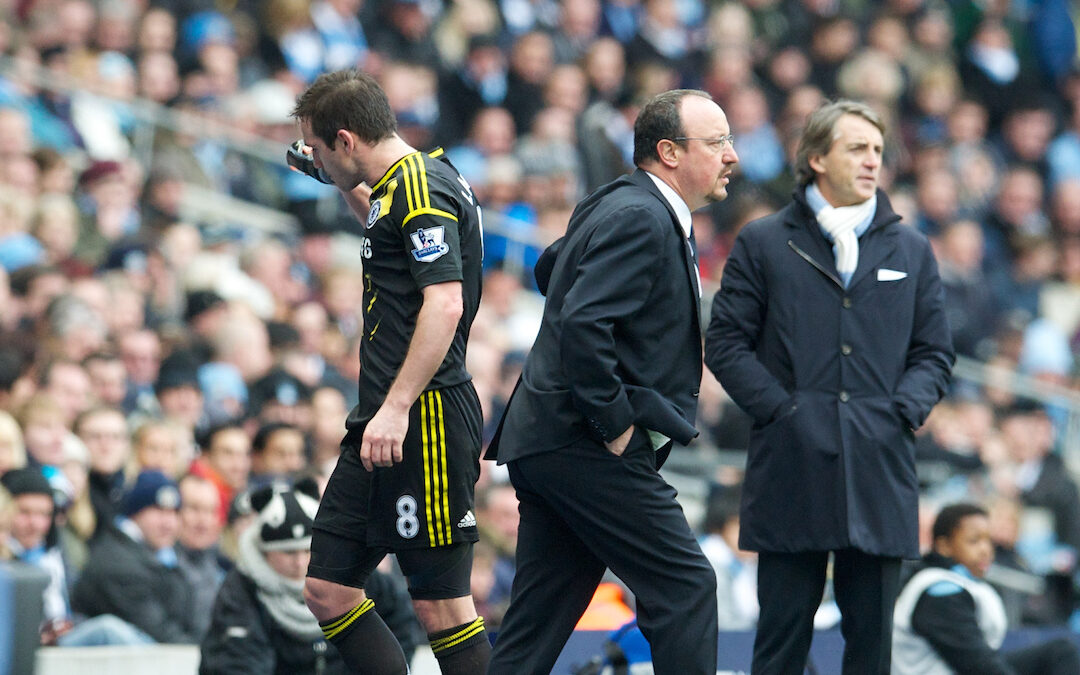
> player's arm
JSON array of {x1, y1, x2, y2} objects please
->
[
  {"x1": 360, "y1": 281, "x2": 463, "y2": 471},
  {"x1": 287, "y1": 141, "x2": 373, "y2": 221}
]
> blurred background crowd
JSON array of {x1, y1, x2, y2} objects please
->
[{"x1": 1, "y1": 0, "x2": 1080, "y2": 662}]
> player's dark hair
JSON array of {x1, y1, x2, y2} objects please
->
[
  {"x1": 932, "y1": 503, "x2": 988, "y2": 542},
  {"x1": 632, "y1": 89, "x2": 712, "y2": 166},
  {"x1": 292, "y1": 70, "x2": 397, "y2": 149}
]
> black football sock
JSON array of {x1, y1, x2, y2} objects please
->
[
  {"x1": 428, "y1": 617, "x2": 491, "y2": 675},
  {"x1": 321, "y1": 599, "x2": 409, "y2": 675}
]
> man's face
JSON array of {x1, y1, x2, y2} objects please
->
[
  {"x1": 810, "y1": 113, "x2": 883, "y2": 207},
  {"x1": 179, "y1": 479, "x2": 222, "y2": 550},
  {"x1": 671, "y1": 95, "x2": 739, "y2": 210},
  {"x1": 132, "y1": 505, "x2": 180, "y2": 552},
  {"x1": 208, "y1": 428, "x2": 251, "y2": 490},
  {"x1": 937, "y1": 514, "x2": 994, "y2": 578},
  {"x1": 86, "y1": 358, "x2": 128, "y2": 406},
  {"x1": 11, "y1": 493, "x2": 53, "y2": 551},
  {"x1": 78, "y1": 410, "x2": 130, "y2": 475},
  {"x1": 299, "y1": 119, "x2": 361, "y2": 190},
  {"x1": 255, "y1": 429, "x2": 306, "y2": 476},
  {"x1": 265, "y1": 548, "x2": 311, "y2": 581}
]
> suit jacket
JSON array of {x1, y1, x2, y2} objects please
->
[
  {"x1": 705, "y1": 188, "x2": 954, "y2": 558},
  {"x1": 487, "y1": 169, "x2": 702, "y2": 464}
]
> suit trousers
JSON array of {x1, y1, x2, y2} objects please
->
[
  {"x1": 487, "y1": 434, "x2": 717, "y2": 675},
  {"x1": 753, "y1": 549, "x2": 900, "y2": 675}
]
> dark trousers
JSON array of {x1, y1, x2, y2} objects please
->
[
  {"x1": 487, "y1": 437, "x2": 717, "y2": 675},
  {"x1": 753, "y1": 549, "x2": 900, "y2": 675}
]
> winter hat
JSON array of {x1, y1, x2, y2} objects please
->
[
  {"x1": 1, "y1": 467, "x2": 53, "y2": 498},
  {"x1": 248, "y1": 478, "x2": 320, "y2": 552},
  {"x1": 123, "y1": 470, "x2": 181, "y2": 517}
]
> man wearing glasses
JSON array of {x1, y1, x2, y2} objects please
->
[{"x1": 486, "y1": 89, "x2": 738, "y2": 675}]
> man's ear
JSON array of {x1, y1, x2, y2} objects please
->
[
  {"x1": 657, "y1": 139, "x2": 679, "y2": 168},
  {"x1": 807, "y1": 154, "x2": 826, "y2": 175},
  {"x1": 335, "y1": 128, "x2": 354, "y2": 151}
]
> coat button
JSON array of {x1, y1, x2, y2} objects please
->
[
  {"x1": 839, "y1": 391, "x2": 850, "y2": 402},
  {"x1": 842, "y1": 297, "x2": 852, "y2": 308},
  {"x1": 841, "y1": 344, "x2": 852, "y2": 355}
]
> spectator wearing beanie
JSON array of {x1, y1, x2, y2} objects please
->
[
  {"x1": 3, "y1": 468, "x2": 151, "y2": 647},
  {"x1": 72, "y1": 470, "x2": 201, "y2": 644},
  {"x1": 200, "y1": 479, "x2": 422, "y2": 674},
  {"x1": 200, "y1": 479, "x2": 343, "y2": 675}
]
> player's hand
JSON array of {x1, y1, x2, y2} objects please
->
[
  {"x1": 604, "y1": 425, "x2": 635, "y2": 456},
  {"x1": 286, "y1": 140, "x2": 334, "y2": 184},
  {"x1": 360, "y1": 404, "x2": 409, "y2": 471}
]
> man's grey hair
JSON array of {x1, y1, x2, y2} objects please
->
[{"x1": 793, "y1": 100, "x2": 885, "y2": 186}]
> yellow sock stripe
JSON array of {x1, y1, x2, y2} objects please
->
[
  {"x1": 421, "y1": 392, "x2": 436, "y2": 545},
  {"x1": 428, "y1": 392, "x2": 446, "y2": 546},
  {"x1": 321, "y1": 599, "x2": 374, "y2": 640},
  {"x1": 430, "y1": 617, "x2": 486, "y2": 653},
  {"x1": 436, "y1": 391, "x2": 451, "y2": 541}
]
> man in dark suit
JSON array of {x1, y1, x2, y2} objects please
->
[
  {"x1": 486, "y1": 89, "x2": 738, "y2": 675},
  {"x1": 706, "y1": 100, "x2": 954, "y2": 674}
]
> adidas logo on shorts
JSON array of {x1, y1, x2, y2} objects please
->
[{"x1": 457, "y1": 510, "x2": 476, "y2": 528}]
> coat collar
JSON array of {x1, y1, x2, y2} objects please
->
[
  {"x1": 783, "y1": 186, "x2": 903, "y2": 290},
  {"x1": 627, "y1": 169, "x2": 682, "y2": 228}
]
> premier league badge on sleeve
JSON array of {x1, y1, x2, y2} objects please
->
[{"x1": 410, "y1": 227, "x2": 450, "y2": 262}]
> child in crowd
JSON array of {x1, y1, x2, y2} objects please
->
[{"x1": 893, "y1": 503, "x2": 1080, "y2": 674}]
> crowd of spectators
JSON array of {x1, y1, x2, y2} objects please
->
[{"x1": 0, "y1": 0, "x2": 1079, "y2": 660}]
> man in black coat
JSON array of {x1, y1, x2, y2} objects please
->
[
  {"x1": 72, "y1": 470, "x2": 200, "y2": 644},
  {"x1": 486, "y1": 89, "x2": 739, "y2": 675},
  {"x1": 706, "y1": 100, "x2": 954, "y2": 674}
]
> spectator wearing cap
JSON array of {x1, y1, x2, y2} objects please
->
[
  {"x1": 72, "y1": 469, "x2": 201, "y2": 644},
  {"x1": 200, "y1": 479, "x2": 420, "y2": 674},
  {"x1": 155, "y1": 350, "x2": 207, "y2": 435},
  {"x1": 249, "y1": 422, "x2": 306, "y2": 490},
  {"x1": 2, "y1": 467, "x2": 152, "y2": 647},
  {"x1": 74, "y1": 159, "x2": 139, "y2": 269},
  {"x1": 249, "y1": 367, "x2": 313, "y2": 429},
  {"x1": 199, "y1": 479, "x2": 337, "y2": 674},
  {"x1": 184, "y1": 289, "x2": 227, "y2": 357}
]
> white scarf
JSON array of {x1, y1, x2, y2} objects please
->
[
  {"x1": 236, "y1": 525, "x2": 324, "y2": 641},
  {"x1": 812, "y1": 189, "x2": 877, "y2": 278}
]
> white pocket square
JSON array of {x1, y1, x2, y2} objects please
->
[{"x1": 877, "y1": 268, "x2": 907, "y2": 281}]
